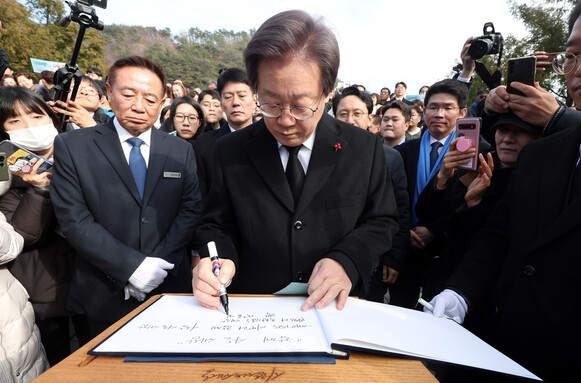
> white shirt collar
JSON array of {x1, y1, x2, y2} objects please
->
[
  {"x1": 113, "y1": 117, "x2": 152, "y2": 147},
  {"x1": 276, "y1": 128, "x2": 317, "y2": 150}
]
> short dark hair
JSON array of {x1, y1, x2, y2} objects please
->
[
  {"x1": 94, "y1": 79, "x2": 108, "y2": 99},
  {"x1": 569, "y1": 2, "x2": 581, "y2": 34},
  {"x1": 410, "y1": 105, "x2": 423, "y2": 115},
  {"x1": 40, "y1": 70, "x2": 54, "y2": 85},
  {"x1": 380, "y1": 100, "x2": 411, "y2": 122},
  {"x1": 14, "y1": 70, "x2": 32, "y2": 81},
  {"x1": 217, "y1": 68, "x2": 249, "y2": 97},
  {"x1": 243, "y1": 10, "x2": 339, "y2": 95},
  {"x1": 424, "y1": 79, "x2": 469, "y2": 109},
  {"x1": 0, "y1": 86, "x2": 61, "y2": 141},
  {"x1": 332, "y1": 86, "x2": 373, "y2": 114},
  {"x1": 476, "y1": 88, "x2": 489, "y2": 96},
  {"x1": 87, "y1": 67, "x2": 103, "y2": 77},
  {"x1": 395, "y1": 81, "x2": 407, "y2": 89},
  {"x1": 108, "y1": 56, "x2": 166, "y2": 96},
  {"x1": 198, "y1": 89, "x2": 220, "y2": 101},
  {"x1": 166, "y1": 96, "x2": 206, "y2": 139}
]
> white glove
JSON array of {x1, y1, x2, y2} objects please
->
[
  {"x1": 124, "y1": 283, "x2": 146, "y2": 302},
  {"x1": 128, "y1": 257, "x2": 174, "y2": 293},
  {"x1": 429, "y1": 289, "x2": 468, "y2": 323}
]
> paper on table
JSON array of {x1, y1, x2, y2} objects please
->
[
  {"x1": 92, "y1": 296, "x2": 332, "y2": 356},
  {"x1": 318, "y1": 298, "x2": 541, "y2": 381}
]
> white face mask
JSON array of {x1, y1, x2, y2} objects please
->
[
  {"x1": 417, "y1": 94, "x2": 426, "y2": 103},
  {"x1": 7, "y1": 123, "x2": 58, "y2": 152}
]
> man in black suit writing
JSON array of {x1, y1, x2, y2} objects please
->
[
  {"x1": 51, "y1": 57, "x2": 201, "y2": 336},
  {"x1": 193, "y1": 10, "x2": 398, "y2": 311}
]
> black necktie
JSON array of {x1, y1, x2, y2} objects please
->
[
  {"x1": 430, "y1": 142, "x2": 443, "y2": 171},
  {"x1": 285, "y1": 145, "x2": 305, "y2": 202}
]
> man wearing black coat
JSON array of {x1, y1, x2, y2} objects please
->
[{"x1": 193, "y1": 10, "x2": 398, "y2": 312}]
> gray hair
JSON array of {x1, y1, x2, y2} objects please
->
[{"x1": 243, "y1": 10, "x2": 339, "y2": 95}]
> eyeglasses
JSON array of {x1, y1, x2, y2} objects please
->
[
  {"x1": 552, "y1": 52, "x2": 581, "y2": 75},
  {"x1": 174, "y1": 113, "x2": 200, "y2": 123},
  {"x1": 425, "y1": 105, "x2": 459, "y2": 114},
  {"x1": 257, "y1": 93, "x2": 323, "y2": 120},
  {"x1": 200, "y1": 101, "x2": 221, "y2": 109},
  {"x1": 78, "y1": 86, "x2": 98, "y2": 96},
  {"x1": 336, "y1": 110, "x2": 368, "y2": 121}
]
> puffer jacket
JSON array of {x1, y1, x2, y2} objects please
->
[{"x1": 0, "y1": 177, "x2": 49, "y2": 382}]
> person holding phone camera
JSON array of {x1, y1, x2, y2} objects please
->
[
  {"x1": 0, "y1": 86, "x2": 88, "y2": 366},
  {"x1": 416, "y1": 113, "x2": 542, "y2": 306},
  {"x1": 427, "y1": 4, "x2": 581, "y2": 381}
]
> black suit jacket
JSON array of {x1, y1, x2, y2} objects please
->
[
  {"x1": 196, "y1": 114, "x2": 398, "y2": 295},
  {"x1": 50, "y1": 121, "x2": 201, "y2": 322},
  {"x1": 193, "y1": 123, "x2": 231, "y2": 202},
  {"x1": 381, "y1": 145, "x2": 409, "y2": 270},
  {"x1": 448, "y1": 113, "x2": 581, "y2": 382}
]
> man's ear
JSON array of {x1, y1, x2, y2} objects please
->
[{"x1": 460, "y1": 108, "x2": 467, "y2": 118}]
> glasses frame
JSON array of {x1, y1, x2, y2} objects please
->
[
  {"x1": 424, "y1": 105, "x2": 460, "y2": 115},
  {"x1": 552, "y1": 51, "x2": 581, "y2": 75},
  {"x1": 174, "y1": 113, "x2": 200, "y2": 123},
  {"x1": 257, "y1": 92, "x2": 324, "y2": 121},
  {"x1": 336, "y1": 110, "x2": 369, "y2": 121}
]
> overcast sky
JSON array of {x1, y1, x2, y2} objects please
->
[{"x1": 89, "y1": 0, "x2": 532, "y2": 94}]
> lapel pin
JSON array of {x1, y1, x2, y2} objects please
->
[{"x1": 334, "y1": 143, "x2": 342, "y2": 152}]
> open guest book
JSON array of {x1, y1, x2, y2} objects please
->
[{"x1": 90, "y1": 295, "x2": 540, "y2": 381}]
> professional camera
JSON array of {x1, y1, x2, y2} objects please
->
[{"x1": 468, "y1": 22, "x2": 504, "y2": 60}]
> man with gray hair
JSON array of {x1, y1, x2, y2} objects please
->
[{"x1": 193, "y1": 10, "x2": 398, "y2": 312}]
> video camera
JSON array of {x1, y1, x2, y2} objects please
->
[
  {"x1": 53, "y1": 0, "x2": 107, "y2": 131},
  {"x1": 468, "y1": 22, "x2": 504, "y2": 60},
  {"x1": 59, "y1": 0, "x2": 107, "y2": 30}
]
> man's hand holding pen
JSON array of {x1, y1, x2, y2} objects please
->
[{"x1": 192, "y1": 257, "x2": 235, "y2": 311}]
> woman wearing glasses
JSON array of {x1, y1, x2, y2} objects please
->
[{"x1": 162, "y1": 96, "x2": 205, "y2": 144}]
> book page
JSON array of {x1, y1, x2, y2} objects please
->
[
  {"x1": 317, "y1": 297, "x2": 540, "y2": 381},
  {"x1": 92, "y1": 296, "x2": 332, "y2": 355}
]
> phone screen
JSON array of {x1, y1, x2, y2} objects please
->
[{"x1": 506, "y1": 56, "x2": 537, "y2": 96}]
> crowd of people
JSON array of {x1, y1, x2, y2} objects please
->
[{"x1": 0, "y1": 4, "x2": 580, "y2": 382}]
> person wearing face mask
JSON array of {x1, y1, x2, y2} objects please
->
[{"x1": 0, "y1": 86, "x2": 89, "y2": 367}]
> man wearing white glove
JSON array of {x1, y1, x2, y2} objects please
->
[
  {"x1": 51, "y1": 57, "x2": 201, "y2": 337},
  {"x1": 426, "y1": 289, "x2": 468, "y2": 324}
]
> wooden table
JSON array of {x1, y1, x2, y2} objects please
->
[{"x1": 32, "y1": 295, "x2": 438, "y2": 383}]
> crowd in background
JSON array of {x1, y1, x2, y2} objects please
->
[{"x1": 0, "y1": 4, "x2": 580, "y2": 382}]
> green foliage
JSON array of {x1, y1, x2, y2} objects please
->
[
  {"x1": 1, "y1": 0, "x2": 105, "y2": 78},
  {"x1": 453, "y1": 1, "x2": 577, "y2": 105},
  {"x1": 3, "y1": 0, "x2": 252, "y2": 88}
]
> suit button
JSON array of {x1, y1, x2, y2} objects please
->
[
  {"x1": 293, "y1": 221, "x2": 303, "y2": 230},
  {"x1": 523, "y1": 265, "x2": 536, "y2": 277},
  {"x1": 296, "y1": 271, "x2": 304, "y2": 281},
  {"x1": 141, "y1": 217, "x2": 149, "y2": 224}
]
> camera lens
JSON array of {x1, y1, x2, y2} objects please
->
[{"x1": 469, "y1": 39, "x2": 493, "y2": 60}]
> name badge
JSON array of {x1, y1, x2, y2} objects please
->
[{"x1": 163, "y1": 172, "x2": 182, "y2": 179}]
